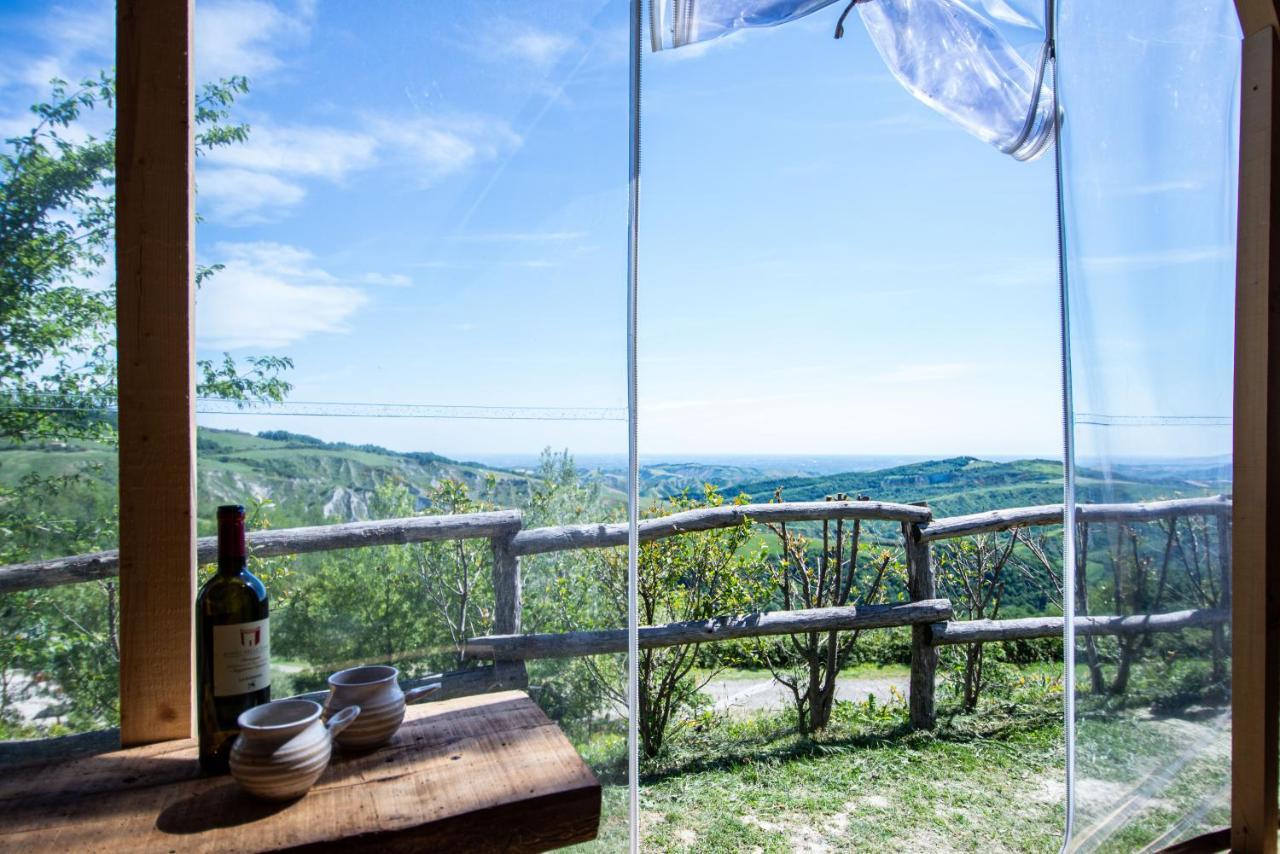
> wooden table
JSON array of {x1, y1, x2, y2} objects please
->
[{"x1": 0, "y1": 691, "x2": 601, "y2": 852}]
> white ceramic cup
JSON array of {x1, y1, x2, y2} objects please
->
[
  {"x1": 229, "y1": 698, "x2": 360, "y2": 801},
  {"x1": 323, "y1": 665, "x2": 440, "y2": 750}
]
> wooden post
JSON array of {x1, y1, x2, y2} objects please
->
[
  {"x1": 491, "y1": 532, "x2": 522, "y2": 636},
  {"x1": 1232, "y1": 18, "x2": 1280, "y2": 853},
  {"x1": 115, "y1": 0, "x2": 195, "y2": 746},
  {"x1": 490, "y1": 532, "x2": 528, "y2": 690},
  {"x1": 904, "y1": 520, "x2": 936, "y2": 730}
]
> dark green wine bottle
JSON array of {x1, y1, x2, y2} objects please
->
[{"x1": 197, "y1": 504, "x2": 270, "y2": 772}]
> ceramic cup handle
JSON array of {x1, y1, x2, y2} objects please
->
[
  {"x1": 404, "y1": 683, "x2": 441, "y2": 704},
  {"x1": 326, "y1": 704, "x2": 361, "y2": 737}
]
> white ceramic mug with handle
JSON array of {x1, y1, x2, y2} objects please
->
[
  {"x1": 323, "y1": 665, "x2": 441, "y2": 750},
  {"x1": 230, "y1": 698, "x2": 360, "y2": 801}
]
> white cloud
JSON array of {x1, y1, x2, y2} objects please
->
[
  {"x1": 360, "y1": 272, "x2": 412, "y2": 287},
  {"x1": 507, "y1": 30, "x2": 575, "y2": 66},
  {"x1": 206, "y1": 123, "x2": 379, "y2": 180},
  {"x1": 367, "y1": 115, "x2": 521, "y2": 184},
  {"x1": 474, "y1": 20, "x2": 575, "y2": 68},
  {"x1": 199, "y1": 114, "x2": 518, "y2": 220},
  {"x1": 0, "y1": 1, "x2": 114, "y2": 139},
  {"x1": 196, "y1": 0, "x2": 313, "y2": 82},
  {"x1": 198, "y1": 167, "x2": 306, "y2": 221},
  {"x1": 198, "y1": 242, "x2": 367, "y2": 349}
]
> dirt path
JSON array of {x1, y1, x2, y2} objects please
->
[{"x1": 699, "y1": 673, "x2": 908, "y2": 715}]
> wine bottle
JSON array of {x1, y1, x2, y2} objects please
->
[{"x1": 197, "y1": 504, "x2": 270, "y2": 772}]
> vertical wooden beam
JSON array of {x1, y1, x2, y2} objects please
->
[
  {"x1": 116, "y1": 0, "x2": 195, "y2": 746},
  {"x1": 904, "y1": 521, "x2": 936, "y2": 730},
  {"x1": 1233, "y1": 21, "x2": 1280, "y2": 854}
]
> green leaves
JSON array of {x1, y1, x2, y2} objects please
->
[
  {"x1": 198, "y1": 354, "x2": 295, "y2": 407},
  {"x1": 0, "y1": 70, "x2": 292, "y2": 736}
]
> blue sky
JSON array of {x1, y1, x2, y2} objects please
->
[{"x1": 0, "y1": 0, "x2": 1237, "y2": 461}]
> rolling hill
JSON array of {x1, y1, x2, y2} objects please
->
[
  {"x1": 0, "y1": 428, "x2": 553, "y2": 534},
  {"x1": 722, "y1": 456, "x2": 1222, "y2": 517}
]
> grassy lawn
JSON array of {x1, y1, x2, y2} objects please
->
[
  {"x1": 564, "y1": 656, "x2": 1231, "y2": 852},
  {"x1": 573, "y1": 692, "x2": 1066, "y2": 852}
]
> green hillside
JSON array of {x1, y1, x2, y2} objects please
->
[
  {"x1": 0, "y1": 428, "x2": 555, "y2": 535},
  {"x1": 723, "y1": 456, "x2": 1215, "y2": 517},
  {"x1": 1, "y1": 438, "x2": 1227, "y2": 558}
]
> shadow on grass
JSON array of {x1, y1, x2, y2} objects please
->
[{"x1": 620, "y1": 697, "x2": 1063, "y2": 787}]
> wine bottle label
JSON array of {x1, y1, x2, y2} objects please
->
[{"x1": 211, "y1": 618, "x2": 271, "y2": 697}]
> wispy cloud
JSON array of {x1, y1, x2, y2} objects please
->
[
  {"x1": 359, "y1": 272, "x2": 412, "y2": 287},
  {"x1": 366, "y1": 114, "x2": 521, "y2": 185},
  {"x1": 472, "y1": 20, "x2": 576, "y2": 68},
  {"x1": 198, "y1": 242, "x2": 371, "y2": 349},
  {"x1": 451, "y1": 231, "x2": 587, "y2": 243},
  {"x1": 199, "y1": 113, "x2": 519, "y2": 221},
  {"x1": 0, "y1": 1, "x2": 114, "y2": 139},
  {"x1": 1081, "y1": 246, "x2": 1231, "y2": 273},
  {"x1": 508, "y1": 30, "x2": 576, "y2": 66},
  {"x1": 196, "y1": 0, "x2": 314, "y2": 81},
  {"x1": 206, "y1": 124, "x2": 380, "y2": 180},
  {"x1": 198, "y1": 167, "x2": 306, "y2": 222}
]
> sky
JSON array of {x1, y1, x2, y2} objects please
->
[{"x1": 0, "y1": 0, "x2": 1239, "y2": 462}]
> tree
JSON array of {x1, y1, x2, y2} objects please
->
[
  {"x1": 1, "y1": 72, "x2": 293, "y2": 443},
  {"x1": 758, "y1": 492, "x2": 903, "y2": 734},
  {"x1": 935, "y1": 528, "x2": 1061, "y2": 711},
  {"x1": 560, "y1": 486, "x2": 765, "y2": 759},
  {"x1": 0, "y1": 72, "x2": 293, "y2": 734}
]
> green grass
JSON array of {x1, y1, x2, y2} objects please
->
[
  {"x1": 568, "y1": 689, "x2": 1066, "y2": 852},
  {"x1": 563, "y1": 659, "x2": 1235, "y2": 853}
]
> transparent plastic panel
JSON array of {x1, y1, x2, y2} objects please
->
[
  {"x1": 857, "y1": 0, "x2": 1054, "y2": 160},
  {"x1": 0, "y1": 1, "x2": 120, "y2": 742},
  {"x1": 1058, "y1": 1, "x2": 1240, "y2": 848},
  {"x1": 649, "y1": 0, "x2": 1055, "y2": 160},
  {"x1": 649, "y1": 0, "x2": 839, "y2": 50},
  {"x1": 640, "y1": 0, "x2": 1063, "y2": 847},
  {"x1": 192, "y1": 2, "x2": 632, "y2": 842}
]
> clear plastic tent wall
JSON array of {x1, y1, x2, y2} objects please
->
[
  {"x1": 650, "y1": 0, "x2": 1056, "y2": 159},
  {"x1": 645, "y1": 0, "x2": 1242, "y2": 846},
  {"x1": 1057, "y1": 1, "x2": 1239, "y2": 849}
]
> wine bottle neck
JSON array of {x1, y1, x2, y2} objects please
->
[{"x1": 216, "y1": 504, "x2": 247, "y2": 575}]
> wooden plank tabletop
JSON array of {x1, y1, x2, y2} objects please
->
[{"x1": 0, "y1": 691, "x2": 601, "y2": 853}]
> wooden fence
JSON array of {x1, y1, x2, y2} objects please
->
[{"x1": 0, "y1": 494, "x2": 1233, "y2": 729}]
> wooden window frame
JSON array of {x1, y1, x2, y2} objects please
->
[
  {"x1": 1234, "y1": 3, "x2": 1280, "y2": 852},
  {"x1": 111, "y1": 0, "x2": 1280, "y2": 848}
]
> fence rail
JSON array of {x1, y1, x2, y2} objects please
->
[
  {"x1": 464, "y1": 600, "x2": 954, "y2": 661},
  {"x1": 914, "y1": 494, "x2": 1232, "y2": 542},
  {"x1": 0, "y1": 493, "x2": 1233, "y2": 731},
  {"x1": 0, "y1": 495, "x2": 1228, "y2": 595},
  {"x1": 927, "y1": 608, "x2": 1230, "y2": 646}
]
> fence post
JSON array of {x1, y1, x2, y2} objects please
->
[
  {"x1": 904, "y1": 519, "x2": 937, "y2": 730},
  {"x1": 490, "y1": 529, "x2": 529, "y2": 690}
]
